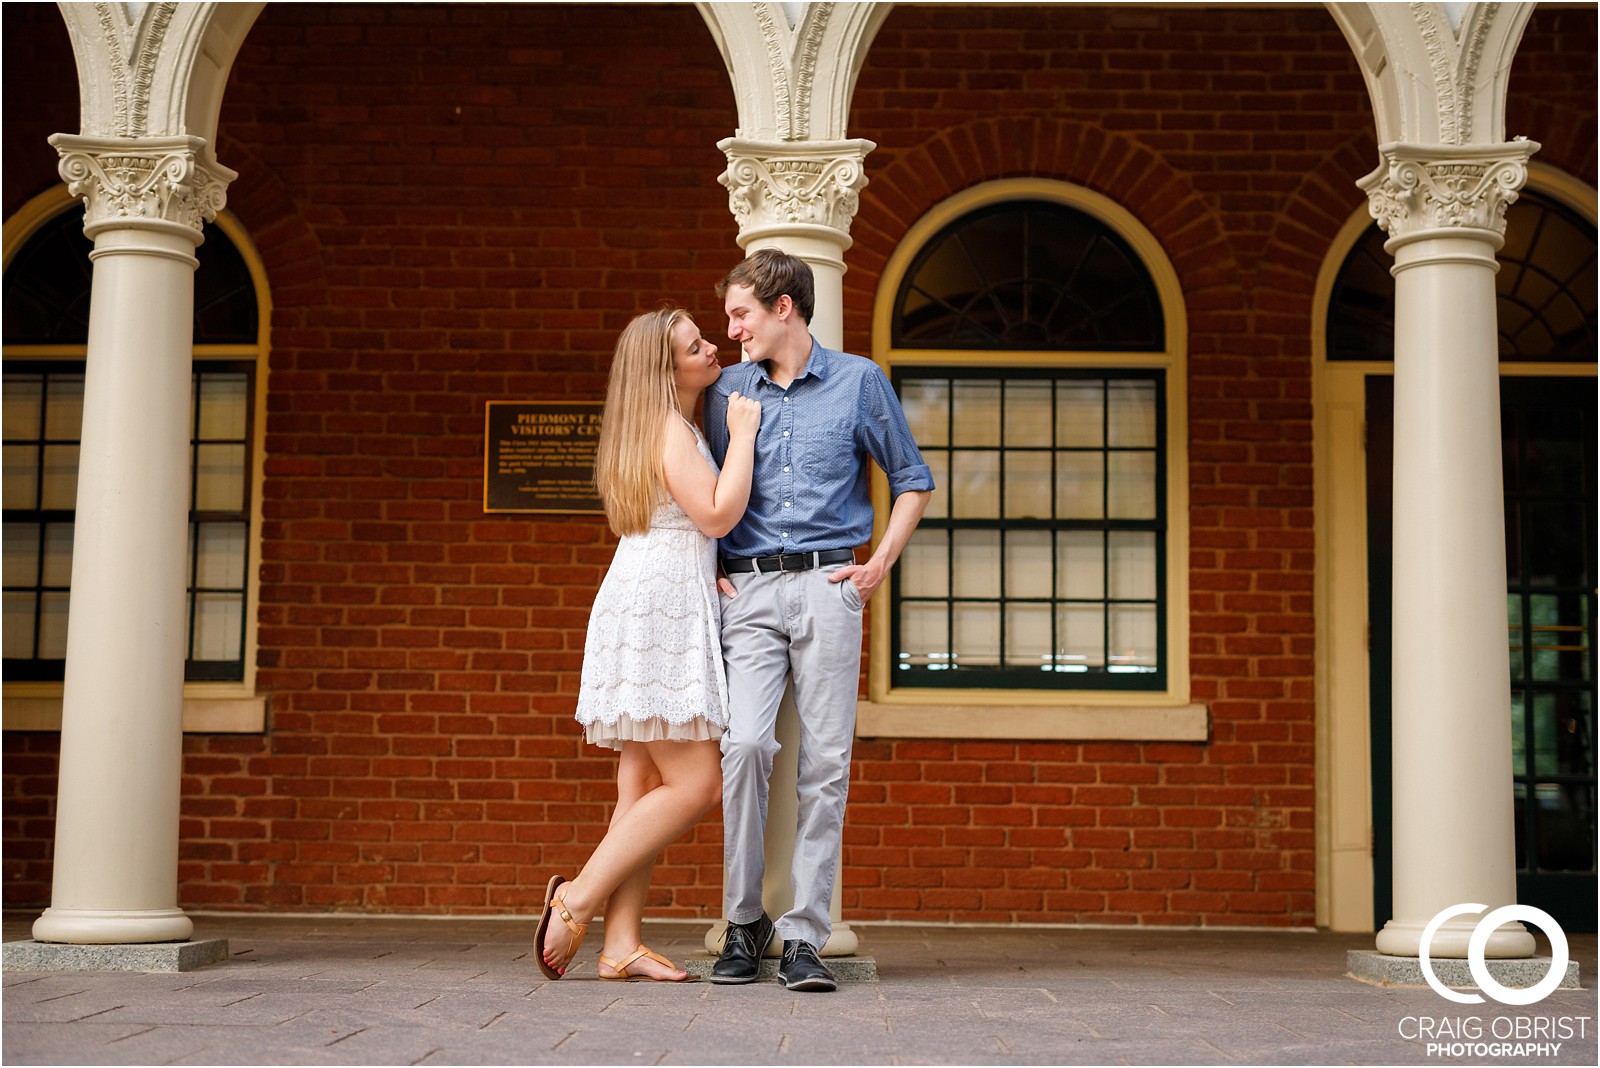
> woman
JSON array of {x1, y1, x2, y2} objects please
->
[{"x1": 535, "y1": 306, "x2": 760, "y2": 982}]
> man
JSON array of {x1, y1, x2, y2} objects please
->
[{"x1": 702, "y1": 248, "x2": 934, "y2": 992}]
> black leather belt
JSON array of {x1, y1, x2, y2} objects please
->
[{"x1": 722, "y1": 549, "x2": 855, "y2": 574}]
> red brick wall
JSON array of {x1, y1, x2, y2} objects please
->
[{"x1": 4, "y1": 3, "x2": 1594, "y2": 926}]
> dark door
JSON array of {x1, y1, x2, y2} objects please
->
[{"x1": 1367, "y1": 375, "x2": 1597, "y2": 932}]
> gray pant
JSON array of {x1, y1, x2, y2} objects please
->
[{"x1": 720, "y1": 562, "x2": 863, "y2": 949}]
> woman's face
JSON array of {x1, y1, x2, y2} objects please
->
[{"x1": 670, "y1": 316, "x2": 720, "y2": 397}]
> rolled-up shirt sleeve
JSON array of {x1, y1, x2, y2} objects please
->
[{"x1": 859, "y1": 364, "x2": 935, "y2": 498}]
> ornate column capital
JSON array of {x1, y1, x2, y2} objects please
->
[
  {"x1": 717, "y1": 136, "x2": 876, "y2": 252},
  {"x1": 48, "y1": 134, "x2": 236, "y2": 241},
  {"x1": 1358, "y1": 139, "x2": 1540, "y2": 246}
]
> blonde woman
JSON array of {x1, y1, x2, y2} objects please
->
[{"x1": 536, "y1": 306, "x2": 760, "y2": 982}]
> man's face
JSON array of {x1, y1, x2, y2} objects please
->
[{"x1": 723, "y1": 283, "x2": 788, "y2": 363}]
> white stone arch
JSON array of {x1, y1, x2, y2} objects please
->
[
  {"x1": 696, "y1": 0, "x2": 891, "y2": 143},
  {"x1": 56, "y1": 2, "x2": 264, "y2": 152},
  {"x1": 1325, "y1": 1, "x2": 1537, "y2": 146}
]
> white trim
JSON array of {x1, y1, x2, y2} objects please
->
[{"x1": 2, "y1": 693, "x2": 266, "y2": 733}]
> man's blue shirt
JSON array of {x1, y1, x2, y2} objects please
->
[{"x1": 703, "y1": 337, "x2": 935, "y2": 559}]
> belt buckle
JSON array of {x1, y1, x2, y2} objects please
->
[{"x1": 780, "y1": 552, "x2": 806, "y2": 572}]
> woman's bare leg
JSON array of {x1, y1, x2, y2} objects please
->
[
  {"x1": 595, "y1": 745, "x2": 669, "y2": 978},
  {"x1": 542, "y1": 737, "x2": 720, "y2": 974}
]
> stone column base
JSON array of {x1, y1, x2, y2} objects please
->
[
  {"x1": 1347, "y1": 949, "x2": 1579, "y2": 990},
  {"x1": 3, "y1": 938, "x2": 228, "y2": 973}
]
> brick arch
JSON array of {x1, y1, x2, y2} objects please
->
[
  {"x1": 1253, "y1": 129, "x2": 1377, "y2": 338},
  {"x1": 844, "y1": 116, "x2": 1234, "y2": 333},
  {"x1": 216, "y1": 140, "x2": 331, "y2": 321}
]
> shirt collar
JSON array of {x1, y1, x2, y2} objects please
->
[{"x1": 754, "y1": 335, "x2": 831, "y2": 387}]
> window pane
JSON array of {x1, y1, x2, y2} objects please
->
[
  {"x1": 1511, "y1": 692, "x2": 1527, "y2": 777},
  {"x1": 197, "y1": 373, "x2": 249, "y2": 440},
  {"x1": 1107, "y1": 451, "x2": 1157, "y2": 519},
  {"x1": 899, "y1": 602, "x2": 950, "y2": 669},
  {"x1": 1109, "y1": 603, "x2": 1158, "y2": 672},
  {"x1": 1004, "y1": 451, "x2": 1052, "y2": 518},
  {"x1": 1057, "y1": 530, "x2": 1104, "y2": 600},
  {"x1": 2, "y1": 447, "x2": 39, "y2": 508},
  {"x1": 3, "y1": 374, "x2": 42, "y2": 438},
  {"x1": 952, "y1": 529, "x2": 999, "y2": 599},
  {"x1": 1057, "y1": 604, "x2": 1104, "y2": 671},
  {"x1": 1005, "y1": 602, "x2": 1052, "y2": 667},
  {"x1": 1056, "y1": 381, "x2": 1103, "y2": 447},
  {"x1": 900, "y1": 379, "x2": 949, "y2": 447},
  {"x1": 194, "y1": 521, "x2": 246, "y2": 589},
  {"x1": 1004, "y1": 530, "x2": 1052, "y2": 599},
  {"x1": 38, "y1": 590, "x2": 70, "y2": 658},
  {"x1": 952, "y1": 602, "x2": 1000, "y2": 667},
  {"x1": 1108, "y1": 531, "x2": 1157, "y2": 600},
  {"x1": 923, "y1": 451, "x2": 949, "y2": 519},
  {"x1": 1107, "y1": 379, "x2": 1157, "y2": 447},
  {"x1": 900, "y1": 529, "x2": 949, "y2": 599},
  {"x1": 1005, "y1": 380, "x2": 1052, "y2": 447},
  {"x1": 40, "y1": 445, "x2": 79, "y2": 509},
  {"x1": 3, "y1": 591, "x2": 35, "y2": 657},
  {"x1": 952, "y1": 380, "x2": 1001, "y2": 446},
  {"x1": 950, "y1": 450, "x2": 1000, "y2": 517},
  {"x1": 40, "y1": 522, "x2": 73, "y2": 587},
  {"x1": 195, "y1": 444, "x2": 247, "y2": 511},
  {"x1": 191, "y1": 591, "x2": 243, "y2": 660},
  {"x1": 1529, "y1": 593, "x2": 1590, "y2": 683},
  {"x1": 3, "y1": 524, "x2": 39, "y2": 587},
  {"x1": 1056, "y1": 452, "x2": 1102, "y2": 519},
  {"x1": 44, "y1": 375, "x2": 84, "y2": 439}
]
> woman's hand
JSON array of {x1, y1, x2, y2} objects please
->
[{"x1": 726, "y1": 391, "x2": 761, "y2": 440}]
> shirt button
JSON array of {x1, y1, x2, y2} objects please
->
[
  {"x1": 783, "y1": 430, "x2": 790, "y2": 437},
  {"x1": 783, "y1": 501, "x2": 791, "y2": 507},
  {"x1": 783, "y1": 397, "x2": 790, "y2": 403},
  {"x1": 783, "y1": 466, "x2": 790, "y2": 473}
]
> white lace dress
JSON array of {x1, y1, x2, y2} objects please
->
[{"x1": 575, "y1": 424, "x2": 728, "y2": 750}]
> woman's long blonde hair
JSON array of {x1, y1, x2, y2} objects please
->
[{"x1": 594, "y1": 306, "x2": 688, "y2": 536}]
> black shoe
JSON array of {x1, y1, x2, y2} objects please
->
[
  {"x1": 709, "y1": 913, "x2": 774, "y2": 984},
  {"x1": 778, "y1": 939, "x2": 837, "y2": 992}
]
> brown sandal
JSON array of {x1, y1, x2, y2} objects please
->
[
  {"x1": 599, "y1": 944, "x2": 698, "y2": 983},
  {"x1": 533, "y1": 875, "x2": 588, "y2": 979}
]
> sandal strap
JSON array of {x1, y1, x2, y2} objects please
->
[
  {"x1": 602, "y1": 944, "x2": 674, "y2": 978},
  {"x1": 551, "y1": 900, "x2": 588, "y2": 939}
]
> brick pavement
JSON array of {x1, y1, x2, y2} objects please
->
[{"x1": 3, "y1": 915, "x2": 1594, "y2": 1066}]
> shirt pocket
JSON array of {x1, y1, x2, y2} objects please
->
[{"x1": 800, "y1": 419, "x2": 857, "y2": 480}]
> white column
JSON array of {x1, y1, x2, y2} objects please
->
[
  {"x1": 32, "y1": 135, "x2": 233, "y2": 945},
  {"x1": 1360, "y1": 141, "x2": 1539, "y2": 960},
  {"x1": 709, "y1": 136, "x2": 874, "y2": 957}
]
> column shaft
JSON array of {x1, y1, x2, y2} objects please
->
[
  {"x1": 34, "y1": 136, "x2": 228, "y2": 945},
  {"x1": 1376, "y1": 234, "x2": 1529, "y2": 958},
  {"x1": 1360, "y1": 141, "x2": 1540, "y2": 960}
]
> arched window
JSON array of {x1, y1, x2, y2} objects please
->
[
  {"x1": 879, "y1": 184, "x2": 1188, "y2": 708},
  {"x1": 1328, "y1": 190, "x2": 1597, "y2": 361},
  {"x1": 3, "y1": 200, "x2": 263, "y2": 686}
]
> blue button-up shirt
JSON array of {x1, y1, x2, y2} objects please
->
[{"x1": 703, "y1": 337, "x2": 935, "y2": 558}]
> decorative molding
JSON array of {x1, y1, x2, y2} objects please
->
[
  {"x1": 1359, "y1": 140, "x2": 1539, "y2": 239},
  {"x1": 92, "y1": 1, "x2": 178, "y2": 137},
  {"x1": 752, "y1": 1, "x2": 833, "y2": 141},
  {"x1": 1412, "y1": 1, "x2": 1500, "y2": 145},
  {"x1": 50, "y1": 135, "x2": 235, "y2": 237},
  {"x1": 718, "y1": 137, "x2": 875, "y2": 240}
]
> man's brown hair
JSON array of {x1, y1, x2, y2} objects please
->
[{"x1": 716, "y1": 247, "x2": 815, "y2": 324}]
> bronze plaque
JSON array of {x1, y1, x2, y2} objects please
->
[{"x1": 483, "y1": 401, "x2": 604, "y2": 514}]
